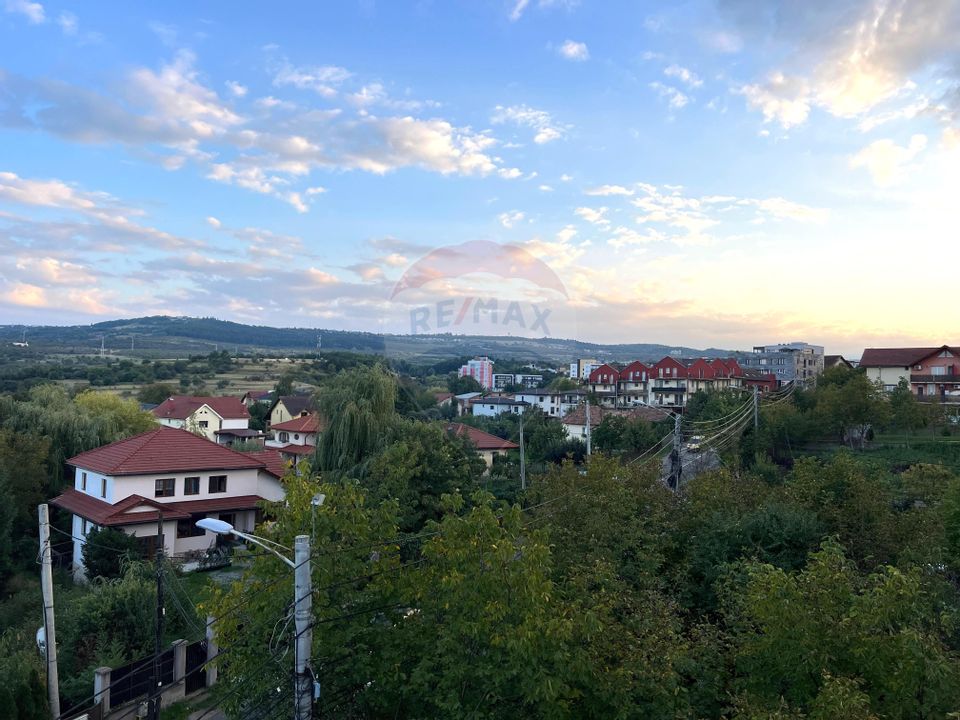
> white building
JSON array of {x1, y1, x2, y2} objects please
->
[
  {"x1": 458, "y1": 357, "x2": 495, "y2": 389},
  {"x1": 265, "y1": 413, "x2": 323, "y2": 463},
  {"x1": 513, "y1": 389, "x2": 586, "y2": 418},
  {"x1": 568, "y1": 359, "x2": 601, "y2": 381},
  {"x1": 470, "y1": 397, "x2": 529, "y2": 417},
  {"x1": 152, "y1": 396, "x2": 250, "y2": 443},
  {"x1": 51, "y1": 427, "x2": 285, "y2": 580},
  {"x1": 492, "y1": 373, "x2": 545, "y2": 390}
]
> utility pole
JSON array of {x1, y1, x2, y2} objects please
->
[
  {"x1": 753, "y1": 386, "x2": 759, "y2": 430},
  {"x1": 519, "y1": 412, "x2": 526, "y2": 491},
  {"x1": 668, "y1": 414, "x2": 683, "y2": 491},
  {"x1": 149, "y1": 512, "x2": 164, "y2": 720},
  {"x1": 294, "y1": 535, "x2": 313, "y2": 720},
  {"x1": 585, "y1": 399, "x2": 592, "y2": 456},
  {"x1": 99, "y1": 335, "x2": 105, "y2": 358},
  {"x1": 38, "y1": 505, "x2": 60, "y2": 720}
]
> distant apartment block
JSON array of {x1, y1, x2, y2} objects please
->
[
  {"x1": 739, "y1": 342, "x2": 824, "y2": 384},
  {"x1": 568, "y1": 358, "x2": 601, "y2": 381},
  {"x1": 492, "y1": 372, "x2": 544, "y2": 390},
  {"x1": 459, "y1": 356, "x2": 495, "y2": 389}
]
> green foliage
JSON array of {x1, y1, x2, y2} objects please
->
[
  {"x1": 0, "y1": 627, "x2": 47, "y2": 720},
  {"x1": 813, "y1": 371, "x2": 890, "y2": 448},
  {"x1": 81, "y1": 527, "x2": 141, "y2": 580},
  {"x1": 446, "y1": 374, "x2": 483, "y2": 394},
  {"x1": 136, "y1": 382, "x2": 178, "y2": 405}
]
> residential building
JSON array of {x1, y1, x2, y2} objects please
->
[
  {"x1": 267, "y1": 394, "x2": 314, "y2": 428},
  {"x1": 265, "y1": 413, "x2": 324, "y2": 462},
  {"x1": 569, "y1": 358, "x2": 601, "y2": 381},
  {"x1": 739, "y1": 368, "x2": 778, "y2": 394},
  {"x1": 213, "y1": 428, "x2": 265, "y2": 447},
  {"x1": 51, "y1": 427, "x2": 285, "y2": 581},
  {"x1": 824, "y1": 355, "x2": 854, "y2": 371},
  {"x1": 739, "y1": 342, "x2": 824, "y2": 384},
  {"x1": 492, "y1": 373, "x2": 544, "y2": 390},
  {"x1": 152, "y1": 396, "x2": 250, "y2": 443},
  {"x1": 860, "y1": 345, "x2": 960, "y2": 400},
  {"x1": 587, "y1": 364, "x2": 620, "y2": 407},
  {"x1": 433, "y1": 391, "x2": 455, "y2": 408},
  {"x1": 445, "y1": 423, "x2": 518, "y2": 469},
  {"x1": 458, "y1": 357, "x2": 495, "y2": 390},
  {"x1": 560, "y1": 404, "x2": 671, "y2": 442},
  {"x1": 513, "y1": 389, "x2": 585, "y2": 417},
  {"x1": 470, "y1": 396, "x2": 529, "y2": 417},
  {"x1": 240, "y1": 390, "x2": 273, "y2": 407},
  {"x1": 454, "y1": 391, "x2": 483, "y2": 416},
  {"x1": 650, "y1": 356, "x2": 690, "y2": 409}
]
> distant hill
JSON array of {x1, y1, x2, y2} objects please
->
[{"x1": 0, "y1": 315, "x2": 740, "y2": 363}]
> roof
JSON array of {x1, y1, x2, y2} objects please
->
[
  {"x1": 859, "y1": 346, "x2": 958, "y2": 368},
  {"x1": 473, "y1": 397, "x2": 528, "y2": 406},
  {"x1": 433, "y1": 392, "x2": 455, "y2": 403},
  {"x1": 271, "y1": 413, "x2": 324, "y2": 433},
  {"x1": 68, "y1": 427, "x2": 266, "y2": 476},
  {"x1": 445, "y1": 423, "x2": 519, "y2": 451},
  {"x1": 824, "y1": 355, "x2": 853, "y2": 369},
  {"x1": 272, "y1": 395, "x2": 314, "y2": 417},
  {"x1": 152, "y1": 395, "x2": 250, "y2": 421},
  {"x1": 561, "y1": 404, "x2": 671, "y2": 427},
  {"x1": 454, "y1": 392, "x2": 483, "y2": 400},
  {"x1": 214, "y1": 428, "x2": 264, "y2": 438},
  {"x1": 244, "y1": 449, "x2": 290, "y2": 478},
  {"x1": 276, "y1": 444, "x2": 316, "y2": 456},
  {"x1": 242, "y1": 390, "x2": 273, "y2": 401},
  {"x1": 50, "y1": 488, "x2": 268, "y2": 526}
]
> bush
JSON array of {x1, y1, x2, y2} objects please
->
[{"x1": 81, "y1": 527, "x2": 141, "y2": 580}]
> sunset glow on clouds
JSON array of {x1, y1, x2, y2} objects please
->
[{"x1": 2, "y1": 0, "x2": 960, "y2": 356}]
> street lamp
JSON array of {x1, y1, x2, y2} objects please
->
[{"x1": 197, "y1": 518, "x2": 313, "y2": 720}]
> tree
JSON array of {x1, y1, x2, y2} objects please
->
[
  {"x1": 136, "y1": 382, "x2": 178, "y2": 405},
  {"x1": 0, "y1": 431, "x2": 49, "y2": 588},
  {"x1": 81, "y1": 527, "x2": 141, "y2": 580},
  {"x1": 888, "y1": 378, "x2": 925, "y2": 433},
  {"x1": 274, "y1": 369, "x2": 296, "y2": 397},
  {"x1": 813, "y1": 372, "x2": 890, "y2": 448},
  {"x1": 447, "y1": 374, "x2": 483, "y2": 395}
]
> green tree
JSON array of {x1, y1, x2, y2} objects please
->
[
  {"x1": 274, "y1": 369, "x2": 296, "y2": 397},
  {"x1": 447, "y1": 374, "x2": 483, "y2": 395},
  {"x1": 888, "y1": 378, "x2": 925, "y2": 433},
  {"x1": 81, "y1": 527, "x2": 141, "y2": 580},
  {"x1": 813, "y1": 372, "x2": 890, "y2": 448},
  {"x1": 136, "y1": 382, "x2": 178, "y2": 405}
]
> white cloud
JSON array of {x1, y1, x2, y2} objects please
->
[
  {"x1": 273, "y1": 62, "x2": 352, "y2": 97},
  {"x1": 491, "y1": 104, "x2": 567, "y2": 144},
  {"x1": 649, "y1": 82, "x2": 690, "y2": 109},
  {"x1": 849, "y1": 134, "x2": 928, "y2": 186},
  {"x1": 225, "y1": 80, "x2": 248, "y2": 97},
  {"x1": 738, "y1": 73, "x2": 811, "y2": 128},
  {"x1": 498, "y1": 210, "x2": 525, "y2": 228},
  {"x1": 206, "y1": 216, "x2": 221, "y2": 228},
  {"x1": 584, "y1": 184, "x2": 633, "y2": 196},
  {"x1": 664, "y1": 64, "x2": 702, "y2": 88},
  {"x1": 498, "y1": 167, "x2": 523, "y2": 179},
  {"x1": 5, "y1": 0, "x2": 44, "y2": 23},
  {"x1": 558, "y1": 39, "x2": 589, "y2": 61},
  {"x1": 560, "y1": 173, "x2": 573, "y2": 182},
  {"x1": 56, "y1": 10, "x2": 77, "y2": 35},
  {"x1": 538, "y1": 184, "x2": 554, "y2": 192},
  {"x1": 508, "y1": 0, "x2": 530, "y2": 21},
  {"x1": 574, "y1": 206, "x2": 610, "y2": 225}
]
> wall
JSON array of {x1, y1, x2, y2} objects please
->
[
  {"x1": 864, "y1": 366, "x2": 909, "y2": 389},
  {"x1": 109, "y1": 468, "x2": 263, "y2": 505},
  {"x1": 75, "y1": 467, "x2": 113, "y2": 502}
]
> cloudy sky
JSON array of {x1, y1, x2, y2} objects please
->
[{"x1": 1, "y1": 0, "x2": 959, "y2": 356}]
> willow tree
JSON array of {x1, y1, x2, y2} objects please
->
[{"x1": 315, "y1": 364, "x2": 398, "y2": 476}]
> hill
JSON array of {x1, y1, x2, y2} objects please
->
[{"x1": 0, "y1": 316, "x2": 738, "y2": 363}]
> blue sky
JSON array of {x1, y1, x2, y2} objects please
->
[{"x1": 1, "y1": 0, "x2": 959, "y2": 356}]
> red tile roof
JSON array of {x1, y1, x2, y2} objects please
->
[
  {"x1": 860, "y1": 346, "x2": 958, "y2": 368},
  {"x1": 244, "y1": 449, "x2": 290, "y2": 479},
  {"x1": 271, "y1": 413, "x2": 324, "y2": 433},
  {"x1": 275, "y1": 444, "x2": 316, "y2": 456},
  {"x1": 51, "y1": 488, "x2": 269, "y2": 526},
  {"x1": 152, "y1": 395, "x2": 250, "y2": 421},
  {"x1": 68, "y1": 427, "x2": 266, "y2": 476},
  {"x1": 445, "y1": 423, "x2": 519, "y2": 451},
  {"x1": 561, "y1": 404, "x2": 671, "y2": 426}
]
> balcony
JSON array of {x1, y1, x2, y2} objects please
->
[
  {"x1": 651, "y1": 383, "x2": 686, "y2": 392},
  {"x1": 911, "y1": 375, "x2": 960, "y2": 384}
]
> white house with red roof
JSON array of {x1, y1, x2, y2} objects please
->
[
  {"x1": 861, "y1": 345, "x2": 960, "y2": 400},
  {"x1": 445, "y1": 422, "x2": 518, "y2": 470},
  {"x1": 51, "y1": 426, "x2": 285, "y2": 580},
  {"x1": 151, "y1": 395, "x2": 251, "y2": 443},
  {"x1": 265, "y1": 413, "x2": 324, "y2": 462}
]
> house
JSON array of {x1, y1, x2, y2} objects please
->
[
  {"x1": 213, "y1": 428, "x2": 265, "y2": 447},
  {"x1": 650, "y1": 356, "x2": 689, "y2": 409},
  {"x1": 561, "y1": 404, "x2": 671, "y2": 441},
  {"x1": 458, "y1": 357, "x2": 495, "y2": 390},
  {"x1": 267, "y1": 394, "x2": 314, "y2": 428},
  {"x1": 587, "y1": 364, "x2": 621, "y2": 407},
  {"x1": 152, "y1": 396, "x2": 250, "y2": 443},
  {"x1": 265, "y1": 413, "x2": 324, "y2": 462},
  {"x1": 618, "y1": 361, "x2": 651, "y2": 406},
  {"x1": 241, "y1": 390, "x2": 273, "y2": 407},
  {"x1": 513, "y1": 389, "x2": 585, "y2": 417},
  {"x1": 861, "y1": 345, "x2": 960, "y2": 400},
  {"x1": 738, "y1": 368, "x2": 778, "y2": 394},
  {"x1": 445, "y1": 423, "x2": 518, "y2": 469},
  {"x1": 50, "y1": 427, "x2": 286, "y2": 581},
  {"x1": 433, "y1": 392, "x2": 455, "y2": 408},
  {"x1": 739, "y1": 342, "x2": 824, "y2": 384},
  {"x1": 824, "y1": 355, "x2": 854, "y2": 371},
  {"x1": 470, "y1": 396, "x2": 529, "y2": 417},
  {"x1": 454, "y1": 391, "x2": 483, "y2": 416}
]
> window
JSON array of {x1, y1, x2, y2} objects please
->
[
  {"x1": 279, "y1": 431, "x2": 289, "y2": 443},
  {"x1": 209, "y1": 475, "x2": 227, "y2": 493},
  {"x1": 155, "y1": 478, "x2": 175, "y2": 497},
  {"x1": 177, "y1": 518, "x2": 205, "y2": 538},
  {"x1": 100, "y1": 477, "x2": 107, "y2": 498},
  {"x1": 184, "y1": 476, "x2": 200, "y2": 495},
  {"x1": 81, "y1": 472, "x2": 87, "y2": 491},
  {"x1": 198, "y1": 420, "x2": 209, "y2": 429},
  {"x1": 294, "y1": 434, "x2": 300, "y2": 440}
]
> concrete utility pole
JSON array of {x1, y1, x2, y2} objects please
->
[
  {"x1": 519, "y1": 413, "x2": 526, "y2": 491},
  {"x1": 38, "y1": 505, "x2": 60, "y2": 720},
  {"x1": 294, "y1": 535, "x2": 313, "y2": 720},
  {"x1": 668, "y1": 414, "x2": 683, "y2": 491},
  {"x1": 585, "y1": 399, "x2": 592, "y2": 456},
  {"x1": 753, "y1": 386, "x2": 759, "y2": 430},
  {"x1": 149, "y1": 512, "x2": 165, "y2": 720}
]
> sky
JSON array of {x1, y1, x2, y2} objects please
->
[{"x1": 1, "y1": 0, "x2": 959, "y2": 357}]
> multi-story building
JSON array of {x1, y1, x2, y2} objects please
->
[
  {"x1": 513, "y1": 389, "x2": 586, "y2": 417},
  {"x1": 739, "y1": 342, "x2": 824, "y2": 384},
  {"x1": 860, "y1": 345, "x2": 960, "y2": 401},
  {"x1": 51, "y1": 427, "x2": 286, "y2": 580},
  {"x1": 569, "y1": 358, "x2": 601, "y2": 381},
  {"x1": 152, "y1": 396, "x2": 251, "y2": 443},
  {"x1": 459, "y1": 357, "x2": 495, "y2": 389},
  {"x1": 470, "y1": 396, "x2": 529, "y2": 417},
  {"x1": 492, "y1": 373, "x2": 545, "y2": 390}
]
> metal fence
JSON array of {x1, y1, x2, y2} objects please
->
[{"x1": 109, "y1": 647, "x2": 174, "y2": 707}]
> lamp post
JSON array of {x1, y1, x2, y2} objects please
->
[{"x1": 196, "y1": 518, "x2": 313, "y2": 720}]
